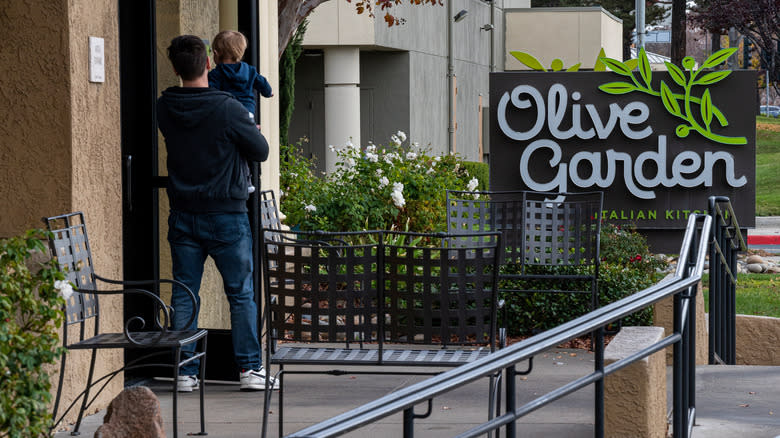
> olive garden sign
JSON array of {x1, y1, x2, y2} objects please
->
[{"x1": 490, "y1": 48, "x2": 756, "y2": 250}]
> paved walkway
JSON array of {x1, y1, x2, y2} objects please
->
[{"x1": 54, "y1": 348, "x2": 780, "y2": 437}]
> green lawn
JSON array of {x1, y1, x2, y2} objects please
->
[
  {"x1": 702, "y1": 272, "x2": 780, "y2": 317},
  {"x1": 756, "y1": 116, "x2": 780, "y2": 216}
]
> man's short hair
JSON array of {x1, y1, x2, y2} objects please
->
[
  {"x1": 212, "y1": 30, "x2": 247, "y2": 63},
  {"x1": 167, "y1": 35, "x2": 207, "y2": 81}
]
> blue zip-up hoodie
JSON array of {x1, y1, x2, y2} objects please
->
[
  {"x1": 208, "y1": 62, "x2": 272, "y2": 115},
  {"x1": 157, "y1": 87, "x2": 269, "y2": 213}
]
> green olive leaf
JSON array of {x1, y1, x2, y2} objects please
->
[
  {"x1": 660, "y1": 81, "x2": 682, "y2": 117},
  {"x1": 598, "y1": 82, "x2": 637, "y2": 95},
  {"x1": 566, "y1": 63, "x2": 582, "y2": 72},
  {"x1": 701, "y1": 89, "x2": 713, "y2": 129},
  {"x1": 594, "y1": 48, "x2": 607, "y2": 71},
  {"x1": 625, "y1": 59, "x2": 639, "y2": 70},
  {"x1": 600, "y1": 58, "x2": 634, "y2": 76},
  {"x1": 665, "y1": 62, "x2": 687, "y2": 86},
  {"x1": 702, "y1": 47, "x2": 738, "y2": 69},
  {"x1": 638, "y1": 47, "x2": 652, "y2": 88},
  {"x1": 510, "y1": 51, "x2": 546, "y2": 71},
  {"x1": 694, "y1": 70, "x2": 731, "y2": 86}
]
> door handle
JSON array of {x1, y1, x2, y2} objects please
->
[{"x1": 124, "y1": 154, "x2": 132, "y2": 212}]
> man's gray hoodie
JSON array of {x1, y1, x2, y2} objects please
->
[{"x1": 157, "y1": 87, "x2": 269, "y2": 213}]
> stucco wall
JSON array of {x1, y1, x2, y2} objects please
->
[
  {"x1": 735, "y1": 315, "x2": 780, "y2": 365},
  {"x1": 653, "y1": 281, "x2": 708, "y2": 365},
  {"x1": 0, "y1": 2, "x2": 71, "y2": 235},
  {"x1": 65, "y1": 0, "x2": 124, "y2": 420},
  {"x1": 1, "y1": 0, "x2": 123, "y2": 427}
]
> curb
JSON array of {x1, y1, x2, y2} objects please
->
[{"x1": 748, "y1": 235, "x2": 780, "y2": 245}]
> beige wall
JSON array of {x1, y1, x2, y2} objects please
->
[
  {"x1": 736, "y1": 315, "x2": 780, "y2": 365},
  {"x1": 504, "y1": 7, "x2": 622, "y2": 70},
  {"x1": 653, "y1": 282, "x2": 709, "y2": 366},
  {"x1": 0, "y1": 0, "x2": 123, "y2": 426},
  {"x1": 258, "y1": 0, "x2": 280, "y2": 197},
  {"x1": 303, "y1": 0, "x2": 375, "y2": 47}
]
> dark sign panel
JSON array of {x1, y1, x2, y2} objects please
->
[{"x1": 490, "y1": 70, "x2": 757, "y2": 241}]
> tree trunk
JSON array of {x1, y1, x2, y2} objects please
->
[
  {"x1": 278, "y1": 0, "x2": 329, "y2": 58},
  {"x1": 670, "y1": 0, "x2": 686, "y2": 64}
]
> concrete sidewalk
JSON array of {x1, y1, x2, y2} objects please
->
[{"x1": 54, "y1": 348, "x2": 780, "y2": 437}]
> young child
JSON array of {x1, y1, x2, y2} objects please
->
[{"x1": 209, "y1": 30, "x2": 273, "y2": 193}]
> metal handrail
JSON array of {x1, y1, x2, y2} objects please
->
[
  {"x1": 708, "y1": 196, "x2": 747, "y2": 365},
  {"x1": 288, "y1": 214, "x2": 712, "y2": 438}
]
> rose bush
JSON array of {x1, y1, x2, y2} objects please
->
[{"x1": 280, "y1": 133, "x2": 483, "y2": 232}]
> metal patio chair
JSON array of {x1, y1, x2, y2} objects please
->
[
  {"x1": 446, "y1": 190, "x2": 604, "y2": 332},
  {"x1": 45, "y1": 212, "x2": 208, "y2": 438},
  {"x1": 260, "y1": 229, "x2": 501, "y2": 438}
]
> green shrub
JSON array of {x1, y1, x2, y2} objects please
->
[
  {"x1": 280, "y1": 134, "x2": 485, "y2": 232},
  {"x1": 500, "y1": 223, "x2": 666, "y2": 336},
  {"x1": 280, "y1": 144, "x2": 666, "y2": 336},
  {"x1": 0, "y1": 230, "x2": 67, "y2": 437}
]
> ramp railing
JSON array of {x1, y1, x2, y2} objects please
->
[
  {"x1": 707, "y1": 196, "x2": 747, "y2": 365},
  {"x1": 287, "y1": 214, "x2": 712, "y2": 438}
]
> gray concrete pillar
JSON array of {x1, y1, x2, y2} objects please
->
[{"x1": 324, "y1": 47, "x2": 361, "y2": 173}]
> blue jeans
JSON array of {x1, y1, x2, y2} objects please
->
[{"x1": 168, "y1": 210, "x2": 261, "y2": 376}]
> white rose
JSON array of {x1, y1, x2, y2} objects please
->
[
  {"x1": 379, "y1": 176, "x2": 390, "y2": 188},
  {"x1": 391, "y1": 190, "x2": 406, "y2": 208},
  {"x1": 54, "y1": 280, "x2": 74, "y2": 300},
  {"x1": 396, "y1": 131, "x2": 407, "y2": 142},
  {"x1": 304, "y1": 204, "x2": 317, "y2": 212},
  {"x1": 467, "y1": 177, "x2": 479, "y2": 192}
]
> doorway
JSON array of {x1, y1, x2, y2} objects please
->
[{"x1": 119, "y1": 0, "x2": 262, "y2": 382}]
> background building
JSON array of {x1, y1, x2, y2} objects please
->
[{"x1": 288, "y1": 1, "x2": 623, "y2": 172}]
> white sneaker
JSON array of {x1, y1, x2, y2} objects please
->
[
  {"x1": 177, "y1": 375, "x2": 199, "y2": 392},
  {"x1": 240, "y1": 368, "x2": 279, "y2": 391}
]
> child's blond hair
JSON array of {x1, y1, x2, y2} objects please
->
[{"x1": 212, "y1": 30, "x2": 246, "y2": 63}]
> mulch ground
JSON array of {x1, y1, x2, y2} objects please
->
[{"x1": 757, "y1": 122, "x2": 780, "y2": 132}]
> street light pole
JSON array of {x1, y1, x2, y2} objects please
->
[
  {"x1": 635, "y1": 0, "x2": 645, "y2": 50},
  {"x1": 447, "y1": 0, "x2": 455, "y2": 154}
]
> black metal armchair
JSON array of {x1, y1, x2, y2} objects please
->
[
  {"x1": 446, "y1": 190, "x2": 604, "y2": 332},
  {"x1": 44, "y1": 212, "x2": 208, "y2": 438},
  {"x1": 260, "y1": 229, "x2": 501, "y2": 438}
]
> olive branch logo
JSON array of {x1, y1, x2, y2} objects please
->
[{"x1": 599, "y1": 47, "x2": 746, "y2": 145}]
